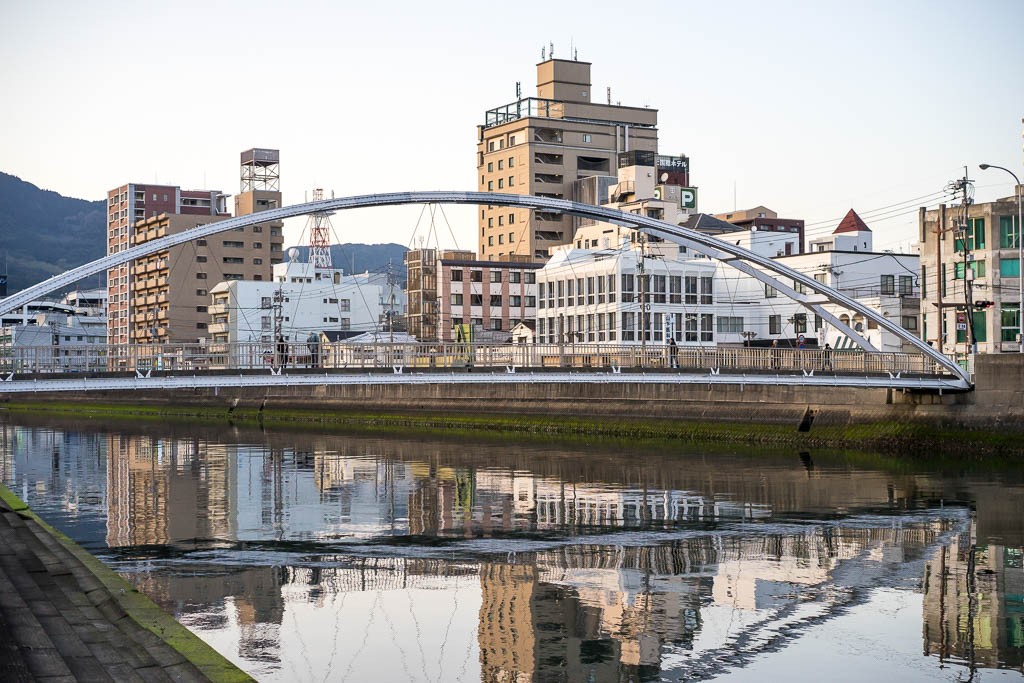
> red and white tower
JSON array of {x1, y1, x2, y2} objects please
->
[{"x1": 307, "y1": 188, "x2": 333, "y2": 270}]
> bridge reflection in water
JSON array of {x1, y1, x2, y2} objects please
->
[{"x1": 1, "y1": 420, "x2": 1021, "y2": 682}]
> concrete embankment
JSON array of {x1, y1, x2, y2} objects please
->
[
  {"x1": 0, "y1": 484, "x2": 251, "y2": 682},
  {"x1": 2, "y1": 355, "x2": 1022, "y2": 451}
]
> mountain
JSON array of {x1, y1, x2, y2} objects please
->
[
  {"x1": 0, "y1": 172, "x2": 106, "y2": 294},
  {"x1": 285, "y1": 243, "x2": 409, "y2": 286}
]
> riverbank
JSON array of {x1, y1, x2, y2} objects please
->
[
  {"x1": 0, "y1": 483, "x2": 252, "y2": 683},
  {"x1": 4, "y1": 397, "x2": 1023, "y2": 457}
]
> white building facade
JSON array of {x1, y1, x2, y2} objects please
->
[{"x1": 208, "y1": 259, "x2": 383, "y2": 345}]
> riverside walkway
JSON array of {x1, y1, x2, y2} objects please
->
[{"x1": 0, "y1": 487, "x2": 248, "y2": 682}]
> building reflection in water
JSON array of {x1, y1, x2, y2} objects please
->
[{"x1": 2, "y1": 421, "x2": 1023, "y2": 680}]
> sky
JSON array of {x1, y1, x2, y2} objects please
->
[{"x1": 1, "y1": 0, "x2": 1022, "y2": 254}]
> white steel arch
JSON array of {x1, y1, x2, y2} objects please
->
[{"x1": 0, "y1": 191, "x2": 968, "y2": 386}]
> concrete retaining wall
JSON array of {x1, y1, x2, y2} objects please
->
[{"x1": 3, "y1": 355, "x2": 1021, "y2": 431}]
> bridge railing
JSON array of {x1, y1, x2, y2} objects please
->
[{"x1": 0, "y1": 341, "x2": 954, "y2": 378}]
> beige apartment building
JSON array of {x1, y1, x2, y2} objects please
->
[
  {"x1": 106, "y1": 184, "x2": 226, "y2": 345},
  {"x1": 477, "y1": 57, "x2": 658, "y2": 262},
  {"x1": 126, "y1": 149, "x2": 284, "y2": 344},
  {"x1": 918, "y1": 191, "x2": 1022, "y2": 355}
]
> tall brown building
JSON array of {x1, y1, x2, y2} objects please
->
[
  {"x1": 477, "y1": 57, "x2": 659, "y2": 263},
  {"x1": 106, "y1": 184, "x2": 225, "y2": 344},
  {"x1": 112, "y1": 149, "x2": 285, "y2": 345}
]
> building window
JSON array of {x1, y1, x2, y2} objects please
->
[
  {"x1": 716, "y1": 316, "x2": 743, "y2": 333},
  {"x1": 509, "y1": 295, "x2": 521, "y2": 306},
  {"x1": 508, "y1": 176, "x2": 514, "y2": 187},
  {"x1": 487, "y1": 181, "x2": 493, "y2": 191},
  {"x1": 1000, "y1": 258, "x2": 1021, "y2": 277},
  {"x1": 253, "y1": 258, "x2": 263, "y2": 265},
  {"x1": 196, "y1": 306, "x2": 207, "y2": 313},
  {"x1": 498, "y1": 178, "x2": 504, "y2": 189},
  {"x1": 196, "y1": 272, "x2": 208, "y2": 280},
  {"x1": 764, "y1": 284, "x2": 778, "y2": 298},
  {"x1": 491, "y1": 319, "x2": 502, "y2": 331},
  {"x1": 488, "y1": 236, "x2": 494, "y2": 246},
  {"x1": 701, "y1": 314, "x2": 714, "y2": 342},
  {"x1": 685, "y1": 276, "x2": 698, "y2": 304},
  {"x1": 509, "y1": 271, "x2": 521, "y2": 283},
  {"x1": 223, "y1": 257, "x2": 244, "y2": 264},
  {"x1": 223, "y1": 240, "x2": 244, "y2": 248},
  {"x1": 880, "y1": 274, "x2": 895, "y2": 294},
  {"x1": 954, "y1": 261, "x2": 986, "y2": 279},
  {"x1": 793, "y1": 313, "x2": 807, "y2": 334},
  {"x1": 582, "y1": 134, "x2": 592, "y2": 143},
  {"x1": 339, "y1": 299, "x2": 350, "y2": 311},
  {"x1": 451, "y1": 294, "x2": 463, "y2": 306},
  {"x1": 1001, "y1": 305, "x2": 1021, "y2": 342},
  {"x1": 196, "y1": 255, "x2": 207, "y2": 263},
  {"x1": 956, "y1": 217, "x2": 986, "y2": 252},
  {"x1": 197, "y1": 289, "x2": 208, "y2": 296},
  {"x1": 451, "y1": 269, "x2": 463, "y2": 281},
  {"x1": 700, "y1": 276, "x2": 713, "y2": 304},
  {"x1": 1000, "y1": 216, "x2": 1021, "y2": 249},
  {"x1": 769, "y1": 314, "x2": 782, "y2": 335},
  {"x1": 508, "y1": 157, "x2": 514, "y2": 168},
  {"x1": 470, "y1": 294, "x2": 483, "y2": 306},
  {"x1": 224, "y1": 273, "x2": 243, "y2": 281},
  {"x1": 490, "y1": 270, "x2": 501, "y2": 283},
  {"x1": 898, "y1": 275, "x2": 913, "y2": 294},
  {"x1": 901, "y1": 315, "x2": 918, "y2": 330},
  {"x1": 524, "y1": 272, "x2": 536, "y2": 284},
  {"x1": 488, "y1": 217, "x2": 493, "y2": 228},
  {"x1": 471, "y1": 270, "x2": 483, "y2": 282}
]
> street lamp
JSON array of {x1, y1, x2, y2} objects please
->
[{"x1": 979, "y1": 164, "x2": 1023, "y2": 353}]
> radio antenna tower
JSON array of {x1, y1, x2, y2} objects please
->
[{"x1": 306, "y1": 188, "x2": 333, "y2": 270}]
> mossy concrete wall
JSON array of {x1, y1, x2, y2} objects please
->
[{"x1": 4, "y1": 355, "x2": 1021, "y2": 431}]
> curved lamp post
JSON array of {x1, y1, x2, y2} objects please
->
[{"x1": 979, "y1": 164, "x2": 1023, "y2": 352}]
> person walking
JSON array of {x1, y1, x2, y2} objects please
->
[
  {"x1": 770, "y1": 339, "x2": 780, "y2": 370},
  {"x1": 822, "y1": 343, "x2": 833, "y2": 372},
  {"x1": 668, "y1": 337, "x2": 679, "y2": 369},
  {"x1": 307, "y1": 332, "x2": 320, "y2": 368}
]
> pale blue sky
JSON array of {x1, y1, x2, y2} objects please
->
[{"x1": 1, "y1": 0, "x2": 1021, "y2": 253}]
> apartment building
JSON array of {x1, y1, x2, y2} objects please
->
[
  {"x1": 437, "y1": 258, "x2": 540, "y2": 341},
  {"x1": 119, "y1": 149, "x2": 285, "y2": 344},
  {"x1": 106, "y1": 183, "x2": 225, "y2": 344},
  {"x1": 477, "y1": 57, "x2": 658, "y2": 262},
  {"x1": 918, "y1": 192, "x2": 1022, "y2": 354}
]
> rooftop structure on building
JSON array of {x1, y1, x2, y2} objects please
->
[
  {"x1": 808, "y1": 209, "x2": 872, "y2": 253},
  {"x1": 713, "y1": 206, "x2": 806, "y2": 255},
  {"x1": 477, "y1": 54, "x2": 659, "y2": 263}
]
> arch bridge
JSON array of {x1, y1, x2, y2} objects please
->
[{"x1": 0, "y1": 192, "x2": 969, "y2": 393}]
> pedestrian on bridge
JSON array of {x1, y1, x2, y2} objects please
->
[
  {"x1": 307, "y1": 332, "x2": 320, "y2": 368},
  {"x1": 668, "y1": 337, "x2": 679, "y2": 369},
  {"x1": 822, "y1": 343, "x2": 834, "y2": 372}
]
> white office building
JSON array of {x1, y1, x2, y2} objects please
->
[{"x1": 208, "y1": 257, "x2": 383, "y2": 345}]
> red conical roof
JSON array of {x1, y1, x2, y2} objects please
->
[{"x1": 834, "y1": 209, "x2": 871, "y2": 234}]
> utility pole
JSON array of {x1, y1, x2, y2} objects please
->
[
  {"x1": 950, "y1": 167, "x2": 977, "y2": 354},
  {"x1": 272, "y1": 287, "x2": 283, "y2": 368},
  {"x1": 637, "y1": 236, "x2": 649, "y2": 359},
  {"x1": 387, "y1": 259, "x2": 395, "y2": 343}
]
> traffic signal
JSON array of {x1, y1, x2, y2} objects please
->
[{"x1": 974, "y1": 300, "x2": 994, "y2": 309}]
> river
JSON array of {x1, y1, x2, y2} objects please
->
[{"x1": 1, "y1": 414, "x2": 1022, "y2": 682}]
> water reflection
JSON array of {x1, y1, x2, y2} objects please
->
[{"x1": 1, "y1": 418, "x2": 1022, "y2": 682}]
